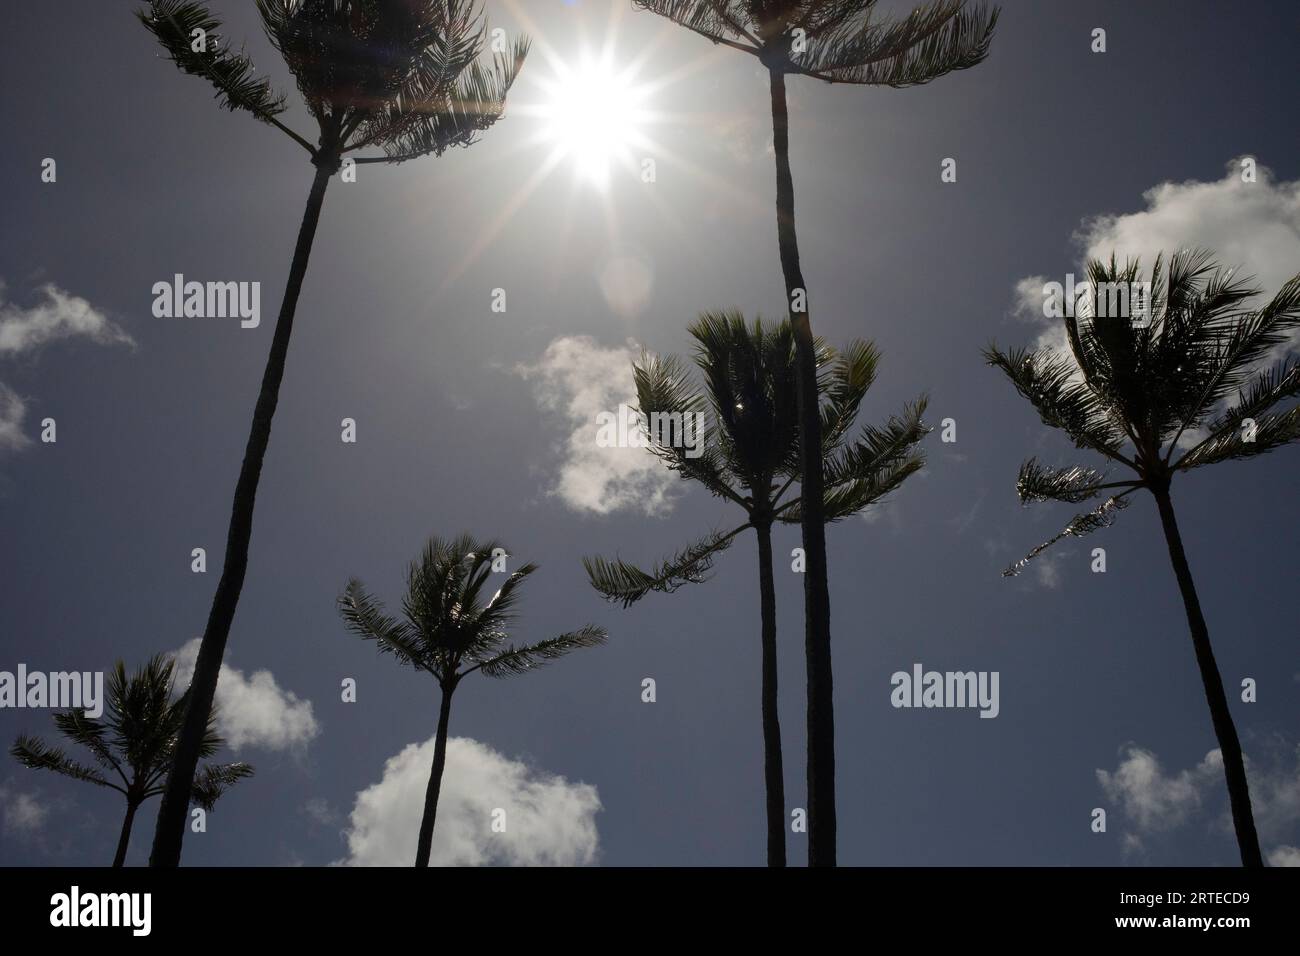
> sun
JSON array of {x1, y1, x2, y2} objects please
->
[{"x1": 535, "y1": 55, "x2": 651, "y2": 188}]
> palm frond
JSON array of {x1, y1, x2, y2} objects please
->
[
  {"x1": 821, "y1": 397, "x2": 930, "y2": 488},
  {"x1": 819, "y1": 338, "x2": 879, "y2": 450},
  {"x1": 1002, "y1": 494, "x2": 1132, "y2": 577},
  {"x1": 138, "y1": 1, "x2": 288, "y2": 120},
  {"x1": 50, "y1": 707, "x2": 121, "y2": 777},
  {"x1": 1015, "y1": 458, "x2": 1113, "y2": 504},
  {"x1": 584, "y1": 527, "x2": 745, "y2": 607},
  {"x1": 984, "y1": 344, "x2": 1131, "y2": 461},
  {"x1": 337, "y1": 578, "x2": 429, "y2": 670},
  {"x1": 471, "y1": 625, "x2": 608, "y2": 679},
  {"x1": 187, "y1": 761, "x2": 254, "y2": 811},
  {"x1": 632, "y1": 0, "x2": 756, "y2": 52},
  {"x1": 360, "y1": 35, "x2": 530, "y2": 162},
  {"x1": 783, "y1": 451, "x2": 925, "y2": 523},
  {"x1": 796, "y1": 1, "x2": 1000, "y2": 87},
  {"x1": 1175, "y1": 405, "x2": 1300, "y2": 471},
  {"x1": 9, "y1": 735, "x2": 121, "y2": 792}
]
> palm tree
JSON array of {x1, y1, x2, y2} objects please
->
[
  {"x1": 10, "y1": 655, "x2": 252, "y2": 867},
  {"x1": 584, "y1": 310, "x2": 927, "y2": 866},
  {"x1": 632, "y1": 0, "x2": 998, "y2": 865},
  {"x1": 136, "y1": 0, "x2": 528, "y2": 866},
  {"x1": 338, "y1": 534, "x2": 607, "y2": 867},
  {"x1": 986, "y1": 251, "x2": 1300, "y2": 868}
]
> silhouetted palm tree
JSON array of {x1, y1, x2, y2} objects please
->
[
  {"x1": 584, "y1": 310, "x2": 927, "y2": 866},
  {"x1": 633, "y1": 0, "x2": 998, "y2": 865},
  {"x1": 338, "y1": 534, "x2": 607, "y2": 867},
  {"x1": 136, "y1": 0, "x2": 527, "y2": 866},
  {"x1": 10, "y1": 655, "x2": 252, "y2": 867},
  {"x1": 986, "y1": 251, "x2": 1300, "y2": 868}
]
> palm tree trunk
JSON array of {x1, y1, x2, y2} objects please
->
[
  {"x1": 415, "y1": 688, "x2": 455, "y2": 867},
  {"x1": 149, "y1": 159, "x2": 336, "y2": 867},
  {"x1": 755, "y1": 521, "x2": 787, "y2": 867},
  {"x1": 1152, "y1": 485, "x2": 1263, "y2": 867},
  {"x1": 768, "y1": 67, "x2": 836, "y2": 867},
  {"x1": 112, "y1": 800, "x2": 139, "y2": 868}
]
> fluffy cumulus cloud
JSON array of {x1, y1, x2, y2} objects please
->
[
  {"x1": 171, "y1": 639, "x2": 319, "y2": 752},
  {"x1": 0, "y1": 784, "x2": 48, "y2": 835},
  {"x1": 1013, "y1": 158, "x2": 1300, "y2": 355},
  {"x1": 339, "y1": 736, "x2": 601, "y2": 866},
  {"x1": 1097, "y1": 740, "x2": 1300, "y2": 859},
  {"x1": 0, "y1": 281, "x2": 133, "y2": 356},
  {"x1": 1096, "y1": 745, "x2": 1220, "y2": 833},
  {"x1": 0, "y1": 382, "x2": 29, "y2": 452},
  {"x1": 516, "y1": 335, "x2": 677, "y2": 516}
]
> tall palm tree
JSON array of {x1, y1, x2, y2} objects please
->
[
  {"x1": 986, "y1": 251, "x2": 1300, "y2": 868},
  {"x1": 136, "y1": 0, "x2": 528, "y2": 866},
  {"x1": 585, "y1": 311, "x2": 927, "y2": 866},
  {"x1": 632, "y1": 0, "x2": 998, "y2": 865},
  {"x1": 10, "y1": 655, "x2": 252, "y2": 867},
  {"x1": 338, "y1": 534, "x2": 607, "y2": 867}
]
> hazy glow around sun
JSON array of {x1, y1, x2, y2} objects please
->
[{"x1": 536, "y1": 55, "x2": 650, "y2": 187}]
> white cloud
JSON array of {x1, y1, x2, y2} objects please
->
[
  {"x1": 302, "y1": 797, "x2": 340, "y2": 827},
  {"x1": 339, "y1": 736, "x2": 600, "y2": 866},
  {"x1": 1077, "y1": 159, "x2": 1300, "y2": 307},
  {"x1": 1098, "y1": 740, "x2": 1300, "y2": 861},
  {"x1": 1268, "y1": 845, "x2": 1300, "y2": 867},
  {"x1": 0, "y1": 785, "x2": 48, "y2": 835},
  {"x1": 515, "y1": 335, "x2": 677, "y2": 516},
  {"x1": 1246, "y1": 742, "x2": 1300, "y2": 842},
  {"x1": 171, "y1": 639, "x2": 319, "y2": 752},
  {"x1": 0, "y1": 281, "x2": 133, "y2": 356},
  {"x1": 0, "y1": 382, "x2": 29, "y2": 452},
  {"x1": 1096, "y1": 745, "x2": 1218, "y2": 833},
  {"x1": 1013, "y1": 158, "x2": 1300, "y2": 361},
  {"x1": 1034, "y1": 555, "x2": 1062, "y2": 590}
]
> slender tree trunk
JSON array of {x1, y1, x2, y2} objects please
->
[
  {"x1": 768, "y1": 67, "x2": 835, "y2": 867},
  {"x1": 1152, "y1": 485, "x2": 1263, "y2": 867},
  {"x1": 112, "y1": 800, "x2": 139, "y2": 868},
  {"x1": 754, "y1": 521, "x2": 787, "y2": 867},
  {"x1": 415, "y1": 688, "x2": 455, "y2": 868},
  {"x1": 150, "y1": 159, "x2": 336, "y2": 867}
]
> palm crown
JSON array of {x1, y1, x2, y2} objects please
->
[
  {"x1": 11, "y1": 655, "x2": 251, "y2": 811},
  {"x1": 634, "y1": 0, "x2": 998, "y2": 84},
  {"x1": 138, "y1": 0, "x2": 529, "y2": 165},
  {"x1": 339, "y1": 534, "x2": 607, "y2": 689},
  {"x1": 987, "y1": 250, "x2": 1300, "y2": 573},
  {"x1": 586, "y1": 311, "x2": 929, "y2": 605}
]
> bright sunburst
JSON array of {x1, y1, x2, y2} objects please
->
[{"x1": 534, "y1": 55, "x2": 652, "y2": 188}]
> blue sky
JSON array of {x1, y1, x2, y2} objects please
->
[{"x1": 1, "y1": 0, "x2": 1298, "y2": 866}]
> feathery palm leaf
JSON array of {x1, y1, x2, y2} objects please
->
[
  {"x1": 584, "y1": 527, "x2": 746, "y2": 607},
  {"x1": 633, "y1": 0, "x2": 998, "y2": 87},
  {"x1": 188, "y1": 762, "x2": 255, "y2": 810},
  {"x1": 10, "y1": 735, "x2": 121, "y2": 792},
  {"x1": 472, "y1": 626, "x2": 609, "y2": 679},
  {"x1": 1001, "y1": 494, "x2": 1133, "y2": 578}
]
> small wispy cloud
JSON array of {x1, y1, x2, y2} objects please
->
[{"x1": 0, "y1": 281, "x2": 133, "y2": 356}]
